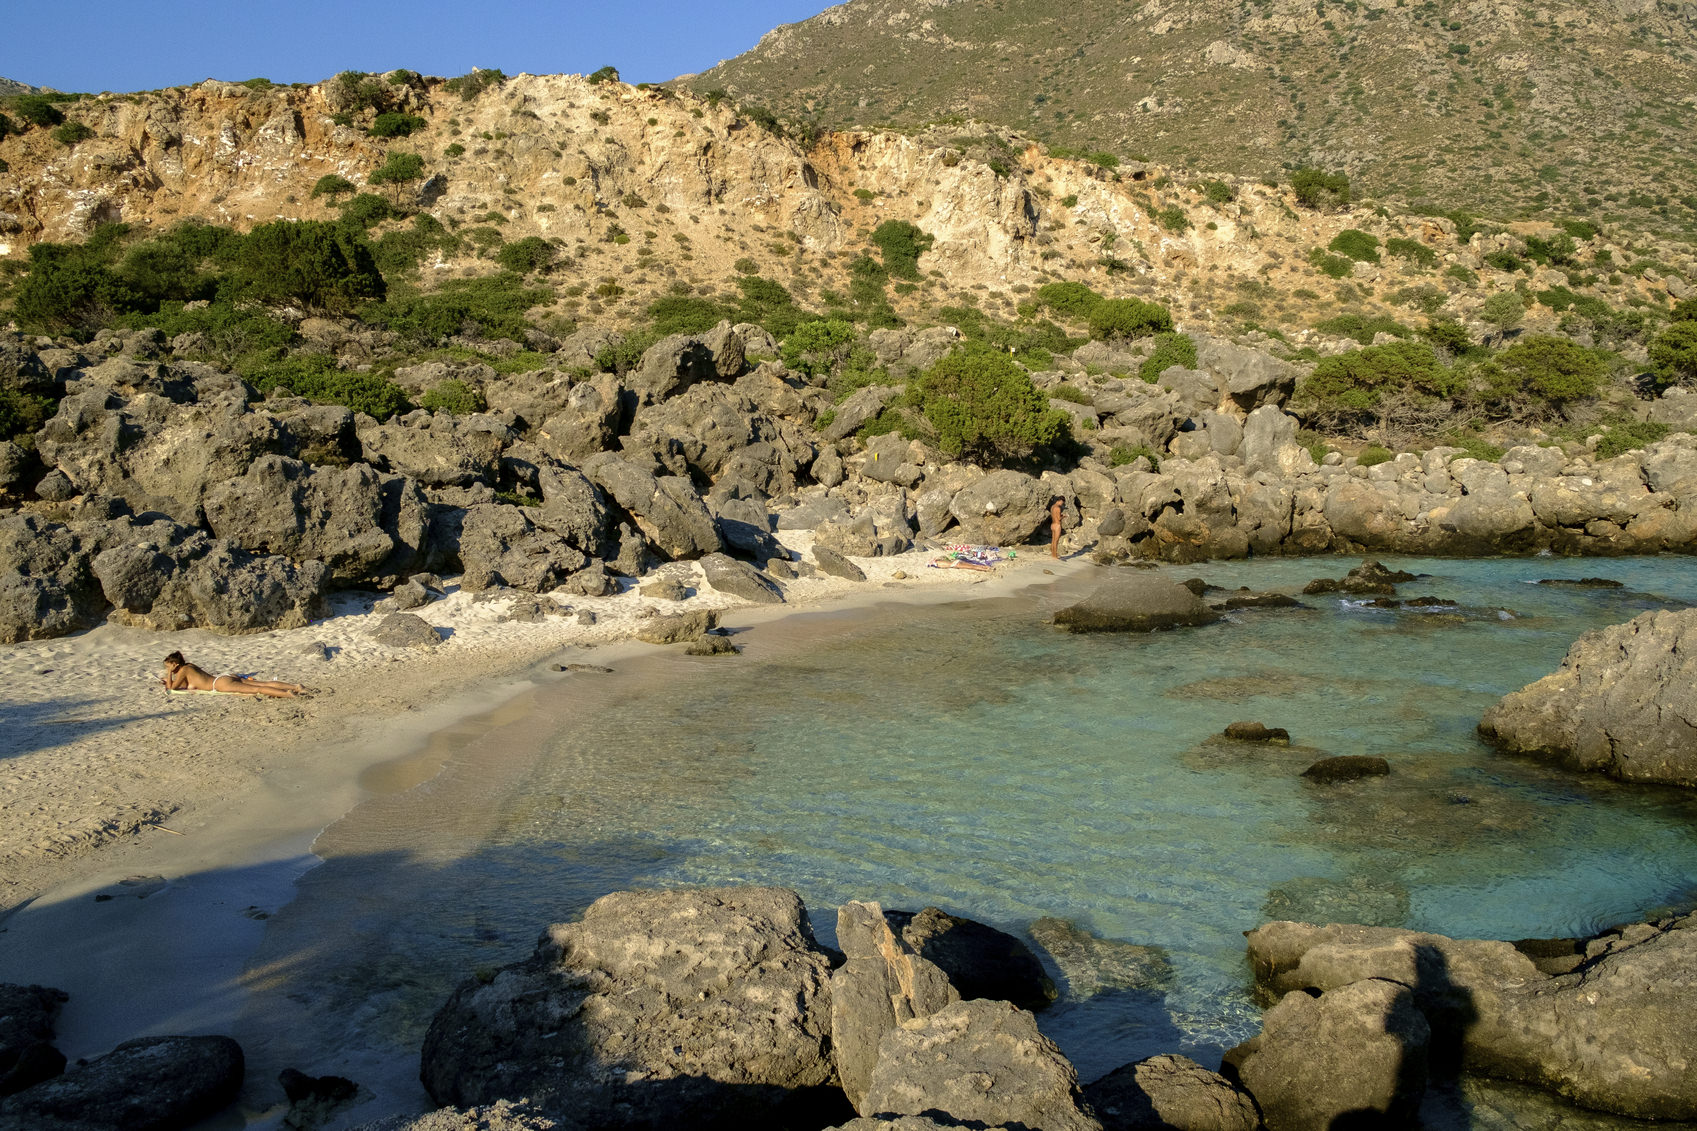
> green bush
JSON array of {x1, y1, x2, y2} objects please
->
[
  {"x1": 734, "y1": 274, "x2": 812, "y2": 337},
  {"x1": 587, "y1": 66, "x2": 621, "y2": 85},
  {"x1": 1088, "y1": 297, "x2": 1172, "y2": 341},
  {"x1": 244, "y1": 353, "x2": 409, "y2": 420},
  {"x1": 1308, "y1": 247, "x2": 1353, "y2": 278},
  {"x1": 0, "y1": 388, "x2": 57, "y2": 442},
  {"x1": 1671, "y1": 298, "x2": 1697, "y2": 323},
  {"x1": 369, "y1": 151, "x2": 425, "y2": 188},
  {"x1": 1484, "y1": 335, "x2": 1603, "y2": 404},
  {"x1": 1138, "y1": 331, "x2": 1197, "y2": 382},
  {"x1": 780, "y1": 318, "x2": 857, "y2": 379},
  {"x1": 495, "y1": 236, "x2": 557, "y2": 275},
  {"x1": 1594, "y1": 418, "x2": 1670, "y2": 460},
  {"x1": 0, "y1": 112, "x2": 13, "y2": 139},
  {"x1": 444, "y1": 68, "x2": 505, "y2": 100},
  {"x1": 1314, "y1": 313, "x2": 1408, "y2": 346},
  {"x1": 420, "y1": 378, "x2": 486, "y2": 415},
  {"x1": 1649, "y1": 321, "x2": 1697, "y2": 389},
  {"x1": 1385, "y1": 237, "x2": 1437, "y2": 267},
  {"x1": 51, "y1": 120, "x2": 95, "y2": 145},
  {"x1": 444, "y1": 142, "x2": 465, "y2": 158},
  {"x1": 1328, "y1": 229, "x2": 1381, "y2": 263},
  {"x1": 1356, "y1": 444, "x2": 1394, "y2": 467},
  {"x1": 1156, "y1": 206, "x2": 1190, "y2": 233},
  {"x1": 1035, "y1": 281, "x2": 1102, "y2": 322},
  {"x1": 1523, "y1": 233, "x2": 1578, "y2": 267},
  {"x1": 11, "y1": 241, "x2": 135, "y2": 336},
  {"x1": 1420, "y1": 319, "x2": 1478, "y2": 358},
  {"x1": 370, "y1": 274, "x2": 551, "y2": 345},
  {"x1": 1050, "y1": 384, "x2": 1091, "y2": 404},
  {"x1": 330, "y1": 71, "x2": 391, "y2": 113},
  {"x1": 1294, "y1": 340, "x2": 1457, "y2": 428},
  {"x1": 1201, "y1": 180, "x2": 1235, "y2": 204},
  {"x1": 1109, "y1": 444, "x2": 1159, "y2": 470},
  {"x1": 311, "y1": 174, "x2": 357, "y2": 198},
  {"x1": 1483, "y1": 249, "x2": 1525, "y2": 273},
  {"x1": 648, "y1": 295, "x2": 729, "y2": 336},
  {"x1": 12, "y1": 94, "x2": 64, "y2": 128},
  {"x1": 1446, "y1": 264, "x2": 1478, "y2": 286},
  {"x1": 370, "y1": 213, "x2": 460, "y2": 278},
  {"x1": 1291, "y1": 167, "x2": 1350, "y2": 210},
  {"x1": 338, "y1": 193, "x2": 395, "y2": 229},
  {"x1": 119, "y1": 302, "x2": 297, "y2": 363},
  {"x1": 228, "y1": 220, "x2": 385, "y2": 311},
  {"x1": 368, "y1": 112, "x2": 426, "y2": 138},
  {"x1": 913, "y1": 343, "x2": 1071, "y2": 465},
  {"x1": 1478, "y1": 291, "x2": 1526, "y2": 337},
  {"x1": 870, "y1": 220, "x2": 934, "y2": 280}
]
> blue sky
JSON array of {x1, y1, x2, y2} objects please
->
[{"x1": 1, "y1": 0, "x2": 836, "y2": 93}]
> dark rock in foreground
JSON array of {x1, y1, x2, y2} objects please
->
[
  {"x1": 889, "y1": 906, "x2": 1055, "y2": 1014},
  {"x1": 0, "y1": 1034, "x2": 243, "y2": 1131},
  {"x1": 0, "y1": 984, "x2": 67, "y2": 1098},
  {"x1": 419, "y1": 886, "x2": 834, "y2": 1129},
  {"x1": 1479, "y1": 607, "x2": 1697, "y2": 788},
  {"x1": 1301, "y1": 755, "x2": 1390, "y2": 783},
  {"x1": 1054, "y1": 574, "x2": 1220, "y2": 633}
]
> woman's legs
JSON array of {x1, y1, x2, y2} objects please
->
[{"x1": 212, "y1": 676, "x2": 301, "y2": 698}]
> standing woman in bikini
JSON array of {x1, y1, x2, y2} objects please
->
[{"x1": 161, "y1": 651, "x2": 311, "y2": 698}]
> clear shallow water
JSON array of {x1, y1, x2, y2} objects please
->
[{"x1": 253, "y1": 555, "x2": 1697, "y2": 1121}]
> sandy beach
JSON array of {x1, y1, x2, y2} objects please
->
[{"x1": 0, "y1": 535, "x2": 1094, "y2": 1119}]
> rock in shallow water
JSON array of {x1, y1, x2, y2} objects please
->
[
  {"x1": 1301, "y1": 755, "x2": 1391, "y2": 783},
  {"x1": 1053, "y1": 574, "x2": 1221, "y2": 633},
  {"x1": 1084, "y1": 1054, "x2": 1259, "y2": 1131}
]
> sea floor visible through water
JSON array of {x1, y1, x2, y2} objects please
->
[{"x1": 129, "y1": 557, "x2": 1697, "y2": 1126}]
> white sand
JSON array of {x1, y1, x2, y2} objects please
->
[{"x1": 0, "y1": 536, "x2": 1092, "y2": 911}]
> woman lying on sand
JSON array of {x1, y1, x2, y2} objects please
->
[
  {"x1": 929, "y1": 557, "x2": 995, "y2": 573},
  {"x1": 161, "y1": 651, "x2": 313, "y2": 698}
]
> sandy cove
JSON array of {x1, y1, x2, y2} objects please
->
[{"x1": 0, "y1": 535, "x2": 1089, "y2": 916}]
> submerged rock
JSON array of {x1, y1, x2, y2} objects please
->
[
  {"x1": 1026, "y1": 918, "x2": 1173, "y2": 1001},
  {"x1": 1053, "y1": 574, "x2": 1221, "y2": 633},
  {"x1": 1301, "y1": 755, "x2": 1391, "y2": 783},
  {"x1": 1084, "y1": 1054, "x2": 1259, "y2": 1131},
  {"x1": 1222, "y1": 721, "x2": 1290, "y2": 743}
]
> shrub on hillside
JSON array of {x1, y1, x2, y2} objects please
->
[
  {"x1": 1328, "y1": 229, "x2": 1381, "y2": 263},
  {"x1": 781, "y1": 318, "x2": 858, "y2": 379},
  {"x1": 1385, "y1": 237, "x2": 1437, "y2": 267},
  {"x1": 1201, "y1": 180, "x2": 1235, "y2": 204},
  {"x1": 371, "y1": 274, "x2": 551, "y2": 345},
  {"x1": 1470, "y1": 336, "x2": 1604, "y2": 412},
  {"x1": 1294, "y1": 340, "x2": 1458, "y2": 430},
  {"x1": 1356, "y1": 444, "x2": 1394, "y2": 467},
  {"x1": 12, "y1": 94, "x2": 64, "y2": 128},
  {"x1": 311, "y1": 174, "x2": 357, "y2": 199},
  {"x1": 647, "y1": 295, "x2": 729, "y2": 336},
  {"x1": 368, "y1": 112, "x2": 426, "y2": 138},
  {"x1": 229, "y1": 220, "x2": 385, "y2": 311},
  {"x1": 51, "y1": 120, "x2": 95, "y2": 145},
  {"x1": 1035, "y1": 281, "x2": 1103, "y2": 321},
  {"x1": 1088, "y1": 297, "x2": 1172, "y2": 341},
  {"x1": 1138, "y1": 332, "x2": 1197, "y2": 382},
  {"x1": 444, "y1": 69, "x2": 506, "y2": 100},
  {"x1": 1307, "y1": 247, "x2": 1353, "y2": 278},
  {"x1": 587, "y1": 66, "x2": 621, "y2": 85},
  {"x1": 870, "y1": 220, "x2": 934, "y2": 281},
  {"x1": 1523, "y1": 233, "x2": 1578, "y2": 266},
  {"x1": 1314, "y1": 313, "x2": 1408, "y2": 346},
  {"x1": 1478, "y1": 291, "x2": 1527, "y2": 339},
  {"x1": 369, "y1": 151, "x2": 426, "y2": 190},
  {"x1": 734, "y1": 274, "x2": 812, "y2": 337},
  {"x1": 0, "y1": 388, "x2": 56, "y2": 443},
  {"x1": 244, "y1": 353, "x2": 409, "y2": 420},
  {"x1": 338, "y1": 193, "x2": 396, "y2": 229},
  {"x1": 370, "y1": 214, "x2": 461, "y2": 279},
  {"x1": 1649, "y1": 321, "x2": 1697, "y2": 389},
  {"x1": 1291, "y1": 167, "x2": 1350, "y2": 211},
  {"x1": 11, "y1": 241, "x2": 135, "y2": 336},
  {"x1": 420, "y1": 378, "x2": 486, "y2": 416},
  {"x1": 1594, "y1": 418, "x2": 1670, "y2": 460},
  {"x1": 496, "y1": 236, "x2": 557, "y2": 275},
  {"x1": 913, "y1": 343, "x2": 1071, "y2": 465}
]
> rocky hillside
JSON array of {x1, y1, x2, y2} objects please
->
[
  {"x1": 2, "y1": 72, "x2": 1691, "y2": 360},
  {"x1": 687, "y1": 0, "x2": 1697, "y2": 236}
]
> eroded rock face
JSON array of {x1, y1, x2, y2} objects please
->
[
  {"x1": 862, "y1": 999, "x2": 1101, "y2": 1131},
  {"x1": 1479, "y1": 607, "x2": 1697, "y2": 787},
  {"x1": 0, "y1": 516, "x2": 108, "y2": 644},
  {"x1": 419, "y1": 887, "x2": 834, "y2": 1129},
  {"x1": 583, "y1": 455, "x2": 723, "y2": 560},
  {"x1": 1243, "y1": 914, "x2": 1697, "y2": 1121},
  {"x1": 950, "y1": 470, "x2": 1052, "y2": 546}
]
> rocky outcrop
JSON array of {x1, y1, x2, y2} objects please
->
[
  {"x1": 862, "y1": 999, "x2": 1101, "y2": 1131},
  {"x1": 583, "y1": 455, "x2": 723, "y2": 560},
  {"x1": 0, "y1": 515, "x2": 106, "y2": 643},
  {"x1": 950, "y1": 470, "x2": 1053, "y2": 546},
  {"x1": 1226, "y1": 977, "x2": 1429, "y2": 1130},
  {"x1": 1479, "y1": 607, "x2": 1697, "y2": 787},
  {"x1": 419, "y1": 887, "x2": 835, "y2": 1128},
  {"x1": 1243, "y1": 913, "x2": 1697, "y2": 1120},
  {"x1": 0, "y1": 984, "x2": 66, "y2": 1098},
  {"x1": 93, "y1": 522, "x2": 328, "y2": 633},
  {"x1": 1053, "y1": 573, "x2": 1221, "y2": 633},
  {"x1": 0, "y1": 1035, "x2": 243, "y2": 1131}
]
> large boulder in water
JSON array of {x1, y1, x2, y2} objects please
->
[
  {"x1": 1479, "y1": 607, "x2": 1697, "y2": 788},
  {"x1": 419, "y1": 886, "x2": 835, "y2": 1129},
  {"x1": 1053, "y1": 573, "x2": 1221, "y2": 633},
  {"x1": 0, "y1": 1034, "x2": 243, "y2": 1131},
  {"x1": 1225, "y1": 977, "x2": 1429, "y2": 1130},
  {"x1": 1243, "y1": 913, "x2": 1697, "y2": 1120},
  {"x1": 861, "y1": 999, "x2": 1100, "y2": 1131}
]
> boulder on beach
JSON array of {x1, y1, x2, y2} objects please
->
[
  {"x1": 812, "y1": 545, "x2": 867, "y2": 582},
  {"x1": 699, "y1": 552, "x2": 784, "y2": 604},
  {"x1": 1479, "y1": 607, "x2": 1697, "y2": 787},
  {"x1": 1053, "y1": 573, "x2": 1221, "y2": 633},
  {"x1": 368, "y1": 612, "x2": 442, "y2": 649},
  {"x1": 636, "y1": 609, "x2": 719, "y2": 644},
  {"x1": 419, "y1": 886, "x2": 835, "y2": 1129}
]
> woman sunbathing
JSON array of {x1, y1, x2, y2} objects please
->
[
  {"x1": 162, "y1": 651, "x2": 312, "y2": 698},
  {"x1": 929, "y1": 556, "x2": 995, "y2": 572}
]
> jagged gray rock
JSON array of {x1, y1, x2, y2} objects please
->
[
  {"x1": 949, "y1": 469, "x2": 1052, "y2": 546},
  {"x1": 699, "y1": 552, "x2": 784, "y2": 604},
  {"x1": 1479, "y1": 607, "x2": 1697, "y2": 787},
  {"x1": 0, "y1": 516, "x2": 106, "y2": 644},
  {"x1": 1027, "y1": 919, "x2": 1173, "y2": 1001},
  {"x1": 583, "y1": 455, "x2": 722, "y2": 559},
  {"x1": 419, "y1": 887, "x2": 834, "y2": 1128},
  {"x1": 0, "y1": 984, "x2": 67, "y2": 1098},
  {"x1": 0, "y1": 1035, "x2": 243, "y2": 1131},
  {"x1": 811, "y1": 545, "x2": 866, "y2": 581},
  {"x1": 1084, "y1": 1054, "x2": 1260, "y2": 1131},
  {"x1": 368, "y1": 613, "x2": 442, "y2": 649}
]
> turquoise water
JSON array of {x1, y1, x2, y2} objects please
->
[{"x1": 262, "y1": 555, "x2": 1697, "y2": 1115}]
